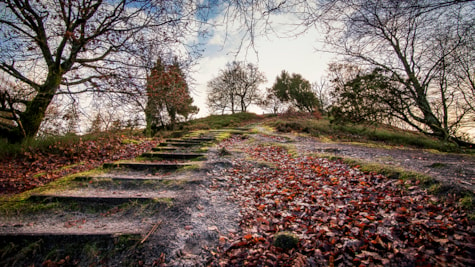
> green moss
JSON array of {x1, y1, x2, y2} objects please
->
[
  {"x1": 273, "y1": 232, "x2": 299, "y2": 250},
  {"x1": 429, "y1": 162, "x2": 447, "y2": 168},
  {"x1": 121, "y1": 139, "x2": 141, "y2": 145},
  {"x1": 459, "y1": 195, "x2": 473, "y2": 210}
]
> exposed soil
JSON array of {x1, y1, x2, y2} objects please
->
[{"x1": 250, "y1": 130, "x2": 474, "y2": 193}]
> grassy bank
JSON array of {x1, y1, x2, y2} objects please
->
[{"x1": 267, "y1": 116, "x2": 470, "y2": 153}]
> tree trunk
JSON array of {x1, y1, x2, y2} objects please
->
[
  {"x1": 19, "y1": 73, "x2": 61, "y2": 142},
  {"x1": 241, "y1": 97, "x2": 246, "y2": 112}
]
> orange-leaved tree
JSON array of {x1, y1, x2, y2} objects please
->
[{"x1": 145, "y1": 57, "x2": 198, "y2": 136}]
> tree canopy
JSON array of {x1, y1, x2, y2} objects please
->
[
  {"x1": 145, "y1": 57, "x2": 198, "y2": 135},
  {"x1": 0, "y1": 0, "x2": 205, "y2": 142},
  {"x1": 271, "y1": 71, "x2": 319, "y2": 113},
  {"x1": 329, "y1": 67, "x2": 394, "y2": 125},
  {"x1": 207, "y1": 61, "x2": 266, "y2": 115}
]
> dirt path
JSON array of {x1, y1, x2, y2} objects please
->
[
  {"x1": 293, "y1": 136, "x2": 475, "y2": 193},
  {"x1": 250, "y1": 129, "x2": 474, "y2": 193},
  {"x1": 0, "y1": 133, "x2": 242, "y2": 266},
  {"x1": 207, "y1": 130, "x2": 474, "y2": 266}
]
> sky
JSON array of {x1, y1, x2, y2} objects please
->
[{"x1": 189, "y1": 11, "x2": 335, "y2": 117}]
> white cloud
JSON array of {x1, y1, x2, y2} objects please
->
[{"x1": 190, "y1": 11, "x2": 335, "y2": 117}]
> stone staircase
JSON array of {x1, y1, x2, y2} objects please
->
[{"x1": 0, "y1": 131, "x2": 223, "y2": 266}]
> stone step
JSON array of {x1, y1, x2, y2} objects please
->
[
  {"x1": 141, "y1": 152, "x2": 205, "y2": 160},
  {"x1": 0, "y1": 231, "x2": 142, "y2": 263},
  {"x1": 166, "y1": 138, "x2": 204, "y2": 144},
  {"x1": 72, "y1": 175, "x2": 203, "y2": 188},
  {"x1": 29, "y1": 194, "x2": 173, "y2": 205},
  {"x1": 209, "y1": 129, "x2": 247, "y2": 133},
  {"x1": 29, "y1": 189, "x2": 177, "y2": 204},
  {"x1": 103, "y1": 162, "x2": 191, "y2": 170},
  {"x1": 159, "y1": 142, "x2": 198, "y2": 147},
  {"x1": 186, "y1": 137, "x2": 216, "y2": 142},
  {"x1": 74, "y1": 175, "x2": 175, "y2": 182},
  {"x1": 0, "y1": 231, "x2": 141, "y2": 241},
  {"x1": 152, "y1": 146, "x2": 179, "y2": 151}
]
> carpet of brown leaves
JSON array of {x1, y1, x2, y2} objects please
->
[{"x1": 208, "y1": 135, "x2": 475, "y2": 266}]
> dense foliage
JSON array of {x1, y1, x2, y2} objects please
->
[
  {"x1": 145, "y1": 58, "x2": 198, "y2": 135},
  {"x1": 330, "y1": 68, "x2": 393, "y2": 125},
  {"x1": 271, "y1": 71, "x2": 320, "y2": 113}
]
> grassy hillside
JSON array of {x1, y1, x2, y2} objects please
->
[
  {"x1": 1, "y1": 112, "x2": 471, "y2": 160},
  {"x1": 266, "y1": 115, "x2": 469, "y2": 153},
  {"x1": 1, "y1": 112, "x2": 472, "y2": 196}
]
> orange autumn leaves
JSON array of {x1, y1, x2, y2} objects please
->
[{"x1": 208, "y1": 137, "x2": 474, "y2": 266}]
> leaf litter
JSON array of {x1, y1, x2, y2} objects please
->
[
  {"x1": 0, "y1": 136, "x2": 159, "y2": 195},
  {"x1": 207, "y1": 135, "x2": 475, "y2": 266}
]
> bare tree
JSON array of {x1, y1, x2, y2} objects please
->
[
  {"x1": 322, "y1": 0, "x2": 475, "y2": 145},
  {"x1": 312, "y1": 78, "x2": 332, "y2": 114},
  {"x1": 259, "y1": 87, "x2": 286, "y2": 115},
  {"x1": 211, "y1": 0, "x2": 475, "y2": 144},
  {"x1": 220, "y1": 0, "x2": 474, "y2": 146},
  {"x1": 0, "y1": 0, "x2": 206, "y2": 142},
  {"x1": 207, "y1": 61, "x2": 266, "y2": 114}
]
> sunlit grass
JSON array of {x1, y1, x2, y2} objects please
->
[
  {"x1": 267, "y1": 116, "x2": 469, "y2": 153},
  {"x1": 185, "y1": 112, "x2": 263, "y2": 130}
]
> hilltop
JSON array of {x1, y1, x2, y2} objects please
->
[{"x1": 0, "y1": 113, "x2": 474, "y2": 266}]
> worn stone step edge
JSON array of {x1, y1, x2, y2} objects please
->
[
  {"x1": 73, "y1": 175, "x2": 186, "y2": 181},
  {"x1": 103, "y1": 162, "x2": 192, "y2": 170},
  {"x1": 152, "y1": 147, "x2": 178, "y2": 151},
  {"x1": 158, "y1": 142, "x2": 199, "y2": 147},
  {"x1": 186, "y1": 137, "x2": 216, "y2": 142},
  {"x1": 28, "y1": 194, "x2": 170, "y2": 204},
  {"x1": 165, "y1": 138, "x2": 206, "y2": 143},
  {"x1": 73, "y1": 176, "x2": 203, "y2": 184},
  {"x1": 151, "y1": 147, "x2": 206, "y2": 153},
  {"x1": 141, "y1": 152, "x2": 206, "y2": 159},
  {"x1": 0, "y1": 232, "x2": 141, "y2": 242}
]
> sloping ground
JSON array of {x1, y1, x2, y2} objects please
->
[
  {"x1": 293, "y1": 135, "x2": 475, "y2": 193},
  {"x1": 206, "y1": 132, "x2": 475, "y2": 266},
  {"x1": 0, "y1": 132, "x2": 242, "y2": 266},
  {"x1": 1, "y1": 126, "x2": 474, "y2": 266},
  {"x1": 0, "y1": 135, "x2": 160, "y2": 195}
]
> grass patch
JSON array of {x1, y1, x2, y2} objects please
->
[
  {"x1": 184, "y1": 112, "x2": 263, "y2": 130},
  {"x1": 459, "y1": 195, "x2": 473, "y2": 210},
  {"x1": 180, "y1": 163, "x2": 202, "y2": 171},
  {"x1": 0, "y1": 168, "x2": 107, "y2": 215},
  {"x1": 339, "y1": 158, "x2": 436, "y2": 187},
  {"x1": 428, "y1": 162, "x2": 447, "y2": 168},
  {"x1": 266, "y1": 116, "x2": 470, "y2": 153}
]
